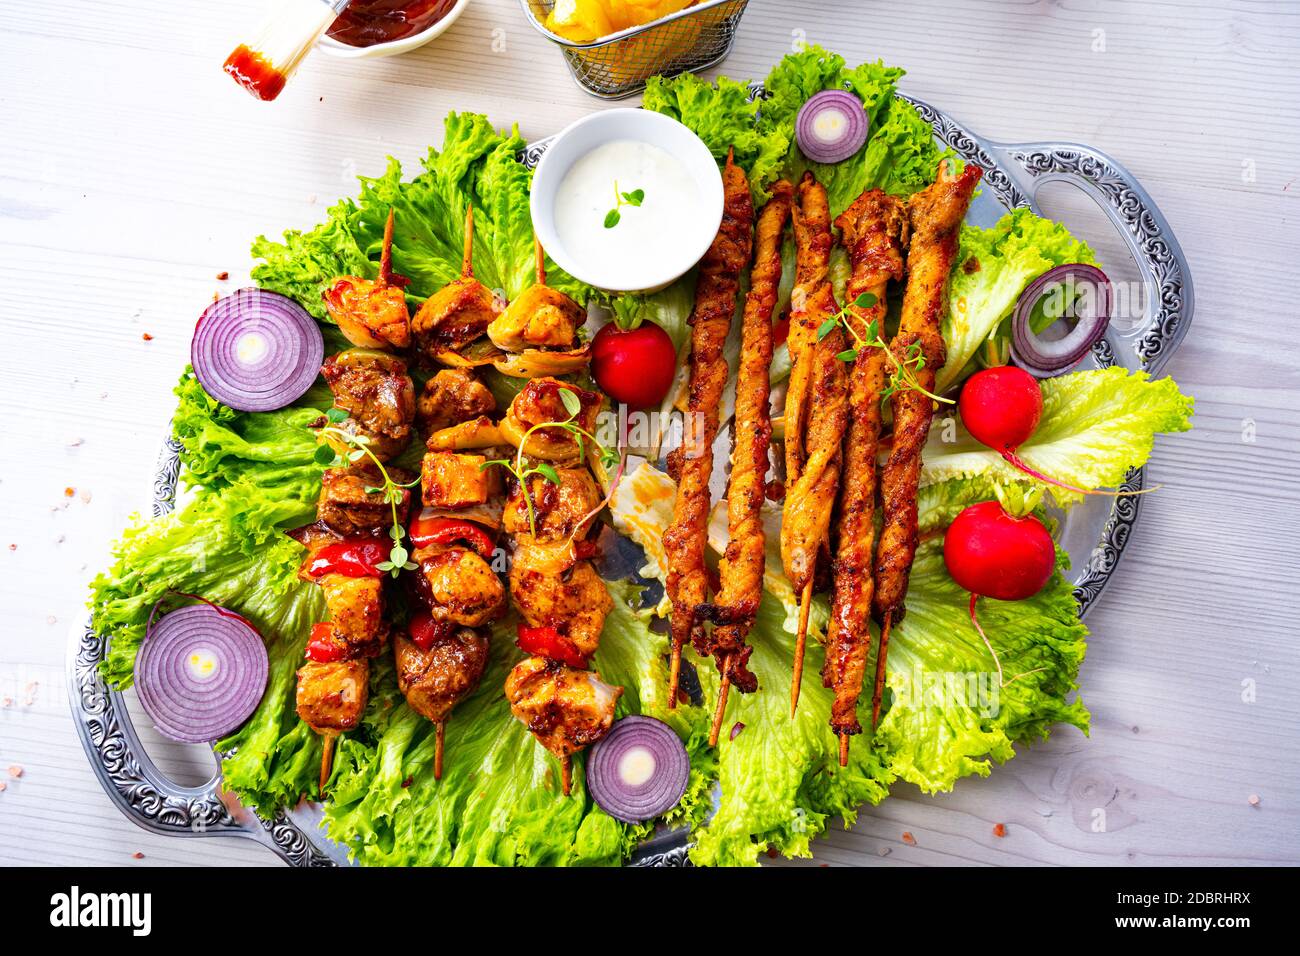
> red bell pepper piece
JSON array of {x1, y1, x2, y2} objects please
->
[
  {"x1": 305, "y1": 539, "x2": 389, "y2": 579},
  {"x1": 409, "y1": 515, "x2": 495, "y2": 558},
  {"x1": 305, "y1": 622, "x2": 349, "y2": 663},
  {"x1": 516, "y1": 624, "x2": 588, "y2": 669}
]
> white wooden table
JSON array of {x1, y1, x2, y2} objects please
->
[{"x1": 2, "y1": 0, "x2": 1296, "y2": 867}]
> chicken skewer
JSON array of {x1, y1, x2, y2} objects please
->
[
  {"x1": 322, "y1": 208, "x2": 412, "y2": 351},
  {"x1": 402, "y1": 367, "x2": 504, "y2": 778},
  {"x1": 823, "y1": 189, "x2": 908, "y2": 764},
  {"x1": 872, "y1": 160, "x2": 982, "y2": 728},
  {"x1": 295, "y1": 363, "x2": 417, "y2": 789},
  {"x1": 411, "y1": 205, "x2": 502, "y2": 367},
  {"x1": 497, "y1": 378, "x2": 623, "y2": 794},
  {"x1": 662, "y1": 150, "x2": 754, "y2": 710},
  {"x1": 697, "y1": 180, "x2": 793, "y2": 745},
  {"x1": 781, "y1": 172, "x2": 850, "y2": 717},
  {"x1": 485, "y1": 238, "x2": 592, "y2": 379}
]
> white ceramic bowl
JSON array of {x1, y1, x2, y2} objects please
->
[
  {"x1": 317, "y1": 0, "x2": 471, "y2": 59},
  {"x1": 530, "y1": 108, "x2": 724, "y2": 294}
]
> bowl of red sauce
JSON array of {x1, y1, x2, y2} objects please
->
[{"x1": 318, "y1": 0, "x2": 470, "y2": 58}]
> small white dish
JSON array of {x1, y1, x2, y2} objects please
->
[
  {"x1": 530, "y1": 108, "x2": 724, "y2": 294},
  {"x1": 317, "y1": 0, "x2": 471, "y2": 59}
]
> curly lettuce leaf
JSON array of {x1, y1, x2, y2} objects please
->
[
  {"x1": 921, "y1": 367, "x2": 1195, "y2": 505},
  {"x1": 940, "y1": 209, "x2": 1099, "y2": 393},
  {"x1": 759, "y1": 48, "x2": 950, "y2": 215},
  {"x1": 252, "y1": 113, "x2": 592, "y2": 320},
  {"x1": 89, "y1": 370, "x2": 327, "y2": 687},
  {"x1": 642, "y1": 72, "x2": 787, "y2": 204}
]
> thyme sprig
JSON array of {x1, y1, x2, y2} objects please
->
[
  {"x1": 481, "y1": 388, "x2": 618, "y2": 537},
  {"x1": 314, "y1": 409, "x2": 420, "y2": 577},
  {"x1": 817, "y1": 291, "x2": 954, "y2": 405}
]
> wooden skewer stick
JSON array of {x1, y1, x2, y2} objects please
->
[
  {"x1": 534, "y1": 235, "x2": 546, "y2": 285},
  {"x1": 319, "y1": 732, "x2": 336, "y2": 793},
  {"x1": 708, "y1": 655, "x2": 733, "y2": 747},
  {"x1": 560, "y1": 754, "x2": 573, "y2": 796},
  {"x1": 790, "y1": 579, "x2": 815, "y2": 718},
  {"x1": 839, "y1": 731, "x2": 850, "y2": 767},
  {"x1": 434, "y1": 721, "x2": 446, "y2": 781},
  {"x1": 462, "y1": 205, "x2": 475, "y2": 277},
  {"x1": 379, "y1": 208, "x2": 396, "y2": 286},
  {"x1": 871, "y1": 611, "x2": 894, "y2": 730},
  {"x1": 667, "y1": 641, "x2": 684, "y2": 710}
]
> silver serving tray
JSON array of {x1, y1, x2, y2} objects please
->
[{"x1": 69, "y1": 93, "x2": 1192, "y2": 867}]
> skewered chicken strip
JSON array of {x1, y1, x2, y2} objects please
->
[
  {"x1": 698, "y1": 180, "x2": 794, "y2": 722},
  {"x1": 780, "y1": 173, "x2": 849, "y2": 597},
  {"x1": 411, "y1": 206, "x2": 501, "y2": 362},
  {"x1": 780, "y1": 173, "x2": 851, "y2": 715},
  {"x1": 319, "y1": 348, "x2": 416, "y2": 463},
  {"x1": 323, "y1": 209, "x2": 412, "y2": 351},
  {"x1": 823, "y1": 189, "x2": 907, "y2": 756},
  {"x1": 662, "y1": 151, "x2": 754, "y2": 707},
  {"x1": 872, "y1": 160, "x2": 981, "y2": 726}
]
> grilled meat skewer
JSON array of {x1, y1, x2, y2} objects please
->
[
  {"x1": 698, "y1": 179, "x2": 793, "y2": 744},
  {"x1": 871, "y1": 160, "x2": 981, "y2": 728},
  {"x1": 781, "y1": 173, "x2": 850, "y2": 717},
  {"x1": 322, "y1": 208, "x2": 412, "y2": 351},
  {"x1": 662, "y1": 150, "x2": 754, "y2": 709},
  {"x1": 823, "y1": 189, "x2": 907, "y2": 762}
]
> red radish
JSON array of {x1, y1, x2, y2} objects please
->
[
  {"x1": 591, "y1": 320, "x2": 677, "y2": 409},
  {"x1": 943, "y1": 500, "x2": 1056, "y2": 686},
  {"x1": 959, "y1": 366, "x2": 1149, "y2": 498}
]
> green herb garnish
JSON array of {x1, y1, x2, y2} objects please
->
[
  {"x1": 815, "y1": 291, "x2": 953, "y2": 405},
  {"x1": 604, "y1": 181, "x2": 645, "y2": 230}
]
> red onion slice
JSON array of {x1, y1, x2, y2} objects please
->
[
  {"x1": 587, "y1": 716, "x2": 689, "y2": 824},
  {"x1": 1010, "y1": 264, "x2": 1112, "y2": 378},
  {"x1": 192, "y1": 288, "x2": 324, "y2": 411},
  {"x1": 135, "y1": 603, "x2": 269, "y2": 743},
  {"x1": 795, "y1": 89, "x2": 869, "y2": 164}
]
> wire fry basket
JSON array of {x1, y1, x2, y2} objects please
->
[{"x1": 519, "y1": 0, "x2": 751, "y2": 99}]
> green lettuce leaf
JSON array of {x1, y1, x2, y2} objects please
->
[
  {"x1": 757, "y1": 47, "x2": 951, "y2": 216},
  {"x1": 89, "y1": 370, "x2": 327, "y2": 687},
  {"x1": 921, "y1": 367, "x2": 1195, "y2": 505},
  {"x1": 252, "y1": 113, "x2": 592, "y2": 320},
  {"x1": 939, "y1": 208, "x2": 1099, "y2": 393},
  {"x1": 642, "y1": 72, "x2": 787, "y2": 205}
]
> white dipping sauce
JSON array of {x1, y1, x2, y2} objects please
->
[{"x1": 553, "y1": 139, "x2": 701, "y2": 290}]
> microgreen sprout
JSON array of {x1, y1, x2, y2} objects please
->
[
  {"x1": 314, "y1": 414, "x2": 420, "y2": 578},
  {"x1": 604, "y1": 181, "x2": 645, "y2": 229},
  {"x1": 816, "y1": 291, "x2": 954, "y2": 405},
  {"x1": 480, "y1": 386, "x2": 619, "y2": 537}
]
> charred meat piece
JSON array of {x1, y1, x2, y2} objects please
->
[
  {"x1": 323, "y1": 277, "x2": 411, "y2": 351},
  {"x1": 509, "y1": 551, "x2": 612, "y2": 660},
  {"x1": 393, "y1": 627, "x2": 490, "y2": 724},
  {"x1": 317, "y1": 463, "x2": 415, "y2": 536},
  {"x1": 296, "y1": 659, "x2": 369, "y2": 733},
  {"x1": 488, "y1": 284, "x2": 584, "y2": 352},
  {"x1": 500, "y1": 377, "x2": 602, "y2": 465},
  {"x1": 320, "y1": 348, "x2": 416, "y2": 462},
  {"x1": 317, "y1": 573, "x2": 386, "y2": 650},
  {"x1": 502, "y1": 466, "x2": 602, "y2": 541},
  {"x1": 504, "y1": 657, "x2": 621, "y2": 759},
  {"x1": 411, "y1": 206, "x2": 500, "y2": 362},
  {"x1": 416, "y1": 545, "x2": 506, "y2": 628},
  {"x1": 417, "y1": 368, "x2": 496, "y2": 435},
  {"x1": 421, "y1": 451, "x2": 501, "y2": 510}
]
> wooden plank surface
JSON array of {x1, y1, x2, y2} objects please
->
[{"x1": 1, "y1": 0, "x2": 1296, "y2": 867}]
